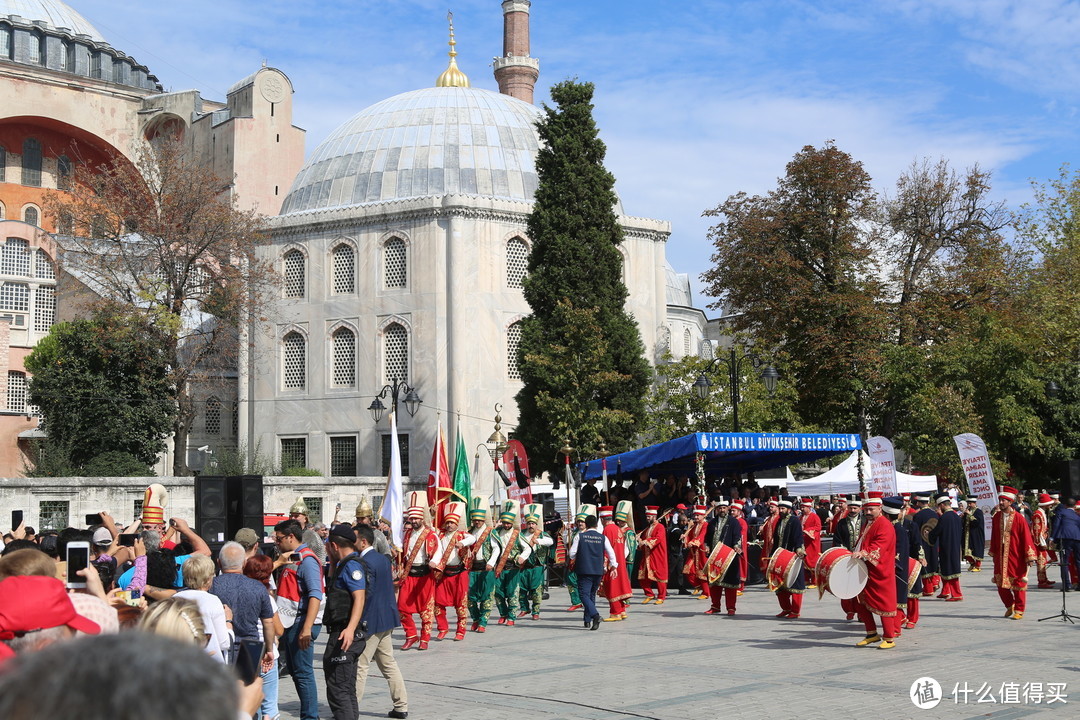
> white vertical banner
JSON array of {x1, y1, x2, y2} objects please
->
[
  {"x1": 380, "y1": 411, "x2": 405, "y2": 550},
  {"x1": 867, "y1": 436, "x2": 898, "y2": 496},
  {"x1": 953, "y1": 433, "x2": 997, "y2": 538}
]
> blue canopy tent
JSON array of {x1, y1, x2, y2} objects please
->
[{"x1": 578, "y1": 432, "x2": 860, "y2": 481}]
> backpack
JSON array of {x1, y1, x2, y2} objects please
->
[{"x1": 276, "y1": 545, "x2": 325, "y2": 628}]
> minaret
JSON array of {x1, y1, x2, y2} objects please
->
[{"x1": 493, "y1": 0, "x2": 539, "y2": 103}]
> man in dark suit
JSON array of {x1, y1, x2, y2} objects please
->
[
  {"x1": 1051, "y1": 497, "x2": 1080, "y2": 591},
  {"x1": 353, "y1": 525, "x2": 409, "y2": 719}
]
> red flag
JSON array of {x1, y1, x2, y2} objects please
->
[{"x1": 427, "y1": 421, "x2": 451, "y2": 525}]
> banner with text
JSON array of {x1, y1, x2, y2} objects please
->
[
  {"x1": 867, "y1": 436, "x2": 898, "y2": 496},
  {"x1": 953, "y1": 433, "x2": 997, "y2": 537}
]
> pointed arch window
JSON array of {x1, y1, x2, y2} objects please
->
[
  {"x1": 506, "y1": 238, "x2": 528, "y2": 288},
  {"x1": 282, "y1": 331, "x2": 306, "y2": 390},
  {"x1": 0, "y1": 145, "x2": 6, "y2": 182},
  {"x1": 683, "y1": 328, "x2": 692, "y2": 357},
  {"x1": 283, "y1": 249, "x2": 305, "y2": 298},
  {"x1": 332, "y1": 327, "x2": 356, "y2": 387},
  {"x1": 383, "y1": 323, "x2": 408, "y2": 383},
  {"x1": 384, "y1": 238, "x2": 407, "y2": 289},
  {"x1": 507, "y1": 321, "x2": 523, "y2": 380},
  {"x1": 332, "y1": 243, "x2": 355, "y2": 294},
  {"x1": 23, "y1": 207, "x2": 38, "y2": 227}
]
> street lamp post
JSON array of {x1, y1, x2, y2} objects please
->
[
  {"x1": 485, "y1": 405, "x2": 509, "y2": 505},
  {"x1": 367, "y1": 376, "x2": 423, "y2": 423},
  {"x1": 692, "y1": 346, "x2": 779, "y2": 432}
]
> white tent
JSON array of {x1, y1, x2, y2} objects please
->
[{"x1": 785, "y1": 451, "x2": 938, "y2": 496}]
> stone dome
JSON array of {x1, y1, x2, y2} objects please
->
[
  {"x1": 281, "y1": 86, "x2": 543, "y2": 215},
  {"x1": 1, "y1": 0, "x2": 106, "y2": 42}
]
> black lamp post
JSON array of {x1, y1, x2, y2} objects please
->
[
  {"x1": 367, "y1": 376, "x2": 422, "y2": 423},
  {"x1": 692, "y1": 346, "x2": 779, "y2": 432}
]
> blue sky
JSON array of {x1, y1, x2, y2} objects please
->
[{"x1": 75, "y1": 0, "x2": 1080, "y2": 305}]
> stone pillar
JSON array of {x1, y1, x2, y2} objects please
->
[{"x1": 494, "y1": 0, "x2": 540, "y2": 104}]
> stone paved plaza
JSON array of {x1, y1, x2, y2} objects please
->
[{"x1": 278, "y1": 569, "x2": 1077, "y2": 719}]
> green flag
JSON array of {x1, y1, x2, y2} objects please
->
[{"x1": 452, "y1": 426, "x2": 472, "y2": 509}]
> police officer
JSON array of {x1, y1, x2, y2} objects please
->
[{"x1": 322, "y1": 524, "x2": 367, "y2": 720}]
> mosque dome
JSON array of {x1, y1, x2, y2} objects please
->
[
  {"x1": 1, "y1": 0, "x2": 106, "y2": 42},
  {"x1": 281, "y1": 86, "x2": 545, "y2": 215}
]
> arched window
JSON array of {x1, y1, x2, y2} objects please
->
[
  {"x1": 506, "y1": 237, "x2": 528, "y2": 288},
  {"x1": 331, "y1": 243, "x2": 355, "y2": 294},
  {"x1": 384, "y1": 238, "x2": 407, "y2": 289},
  {"x1": 34, "y1": 285, "x2": 55, "y2": 333},
  {"x1": 23, "y1": 207, "x2": 38, "y2": 227},
  {"x1": 282, "y1": 332, "x2": 306, "y2": 390},
  {"x1": 205, "y1": 397, "x2": 221, "y2": 436},
  {"x1": 7, "y1": 371, "x2": 27, "y2": 413},
  {"x1": 283, "y1": 249, "x2": 305, "y2": 298},
  {"x1": 383, "y1": 323, "x2": 408, "y2": 383},
  {"x1": 507, "y1": 321, "x2": 523, "y2": 381},
  {"x1": 683, "y1": 328, "x2": 692, "y2": 357},
  {"x1": 0, "y1": 145, "x2": 6, "y2": 182},
  {"x1": 29, "y1": 30, "x2": 44, "y2": 65},
  {"x1": 57, "y1": 155, "x2": 72, "y2": 191},
  {"x1": 332, "y1": 327, "x2": 356, "y2": 387},
  {"x1": 2, "y1": 239, "x2": 30, "y2": 276},
  {"x1": 0, "y1": 24, "x2": 12, "y2": 61},
  {"x1": 22, "y1": 139, "x2": 42, "y2": 187},
  {"x1": 34, "y1": 249, "x2": 55, "y2": 280}
]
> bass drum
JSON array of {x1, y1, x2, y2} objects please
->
[{"x1": 815, "y1": 546, "x2": 868, "y2": 600}]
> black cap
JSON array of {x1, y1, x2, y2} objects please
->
[{"x1": 329, "y1": 523, "x2": 356, "y2": 544}]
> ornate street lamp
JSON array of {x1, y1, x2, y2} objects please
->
[
  {"x1": 367, "y1": 376, "x2": 423, "y2": 423},
  {"x1": 693, "y1": 346, "x2": 779, "y2": 432}
]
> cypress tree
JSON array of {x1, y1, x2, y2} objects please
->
[{"x1": 514, "y1": 80, "x2": 650, "y2": 474}]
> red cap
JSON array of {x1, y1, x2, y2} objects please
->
[
  {"x1": 599, "y1": 506, "x2": 614, "y2": 517},
  {"x1": 767, "y1": 497, "x2": 779, "y2": 506},
  {"x1": 693, "y1": 505, "x2": 708, "y2": 516},
  {"x1": 999, "y1": 485, "x2": 1018, "y2": 501},
  {"x1": 0, "y1": 576, "x2": 101, "y2": 640},
  {"x1": 675, "y1": 504, "x2": 688, "y2": 511},
  {"x1": 863, "y1": 491, "x2": 884, "y2": 507},
  {"x1": 1038, "y1": 493, "x2": 1054, "y2": 506}
]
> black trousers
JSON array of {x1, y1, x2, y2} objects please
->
[{"x1": 323, "y1": 625, "x2": 366, "y2": 720}]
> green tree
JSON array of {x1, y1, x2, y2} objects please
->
[
  {"x1": 642, "y1": 351, "x2": 807, "y2": 445},
  {"x1": 25, "y1": 306, "x2": 176, "y2": 475},
  {"x1": 44, "y1": 137, "x2": 271, "y2": 475},
  {"x1": 515, "y1": 80, "x2": 650, "y2": 472},
  {"x1": 701, "y1": 142, "x2": 886, "y2": 434}
]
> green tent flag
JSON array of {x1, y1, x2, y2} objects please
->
[{"x1": 452, "y1": 427, "x2": 472, "y2": 510}]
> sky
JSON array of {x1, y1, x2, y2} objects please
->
[{"x1": 71, "y1": 0, "x2": 1080, "y2": 305}]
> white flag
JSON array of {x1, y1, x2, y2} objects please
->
[
  {"x1": 953, "y1": 433, "x2": 997, "y2": 538},
  {"x1": 380, "y1": 411, "x2": 404, "y2": 550},
  {"x1": 867, "y1": 436, "x2": 898, "y2": 496}
]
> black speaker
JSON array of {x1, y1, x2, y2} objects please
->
[
  {"x1": 234, "y1": 475, "x2": 264, "y2": 532},
  {"x1": 197, "y1": 475, "x2": 264, "y2": 542},
  {"x1": 1062, "y1": 459, "x2": 1080, "y2": 499},
  {"x1": 196, "y1": 476, "x2": 228, "y2": 542}
]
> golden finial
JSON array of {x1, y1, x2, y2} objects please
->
[{"x1": 436, "y1": 11, "x2": 470, "y2": 88}]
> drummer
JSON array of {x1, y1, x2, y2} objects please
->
[
  {"x1": 773, "y1": 498, "x2": 806, "y2": 619},
  {"x1": 883, "y1": 496, "x2": 912, "y2": 634},
  {"x1": 704, "y1": 500, "x2": 746, "y2": 616},
  {"x1": 852, "y1": 492, "x2": 899, "y2": 649}
]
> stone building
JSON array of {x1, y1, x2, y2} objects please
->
[
  {"x1": 0, "y1": 0, "x2": 304, "y2": 476},
  {"x1": 0, "y1": 0, "x2": 716, "y2": 530}
]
